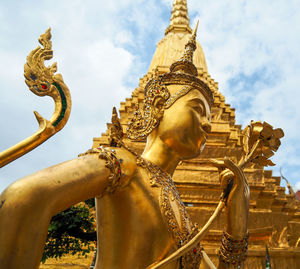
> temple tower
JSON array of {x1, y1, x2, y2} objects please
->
[
  {"x1": 93, "y1": 1, "x2": 300, "y2": 267},
  {"x1": 149, "y1": 0, "x2": 207, "y2": 72}
]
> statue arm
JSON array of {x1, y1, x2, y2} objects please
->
[
  {"x1": 199, "y1": 159, "x2": 250, "y2": 269},
  {"x1": 0, "y1": 149, "x2": 133, "y2": 269},
  {"x1": 215, "y1": 158, "x2": 250, "y2": 269}
]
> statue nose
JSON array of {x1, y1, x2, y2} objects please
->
[{"x1": 201, "y1": 120, "x2": 212, "y2": 134}]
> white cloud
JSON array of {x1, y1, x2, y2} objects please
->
[{"x1": 189, "y1": 0, "x2": 300, "y2": 189}]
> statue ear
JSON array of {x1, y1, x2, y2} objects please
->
[{"x1": 152, "y1": 95, "x2": 165, "y2": 120}]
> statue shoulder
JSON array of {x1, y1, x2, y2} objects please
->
[{"x1": 79, "y1": 146, "x2": 137, "y2": 194}]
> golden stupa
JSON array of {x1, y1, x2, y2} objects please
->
[{"x1": 93, "y1": 0, "x2": 300, "y2": 268}]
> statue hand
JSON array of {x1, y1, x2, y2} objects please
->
[{"x1": 212, "y1": 157, "x2": 250, "y2": 239}]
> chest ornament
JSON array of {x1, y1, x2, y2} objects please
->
[{"x1": 137, "y1": 157, "x2": 203, "y2": 269}]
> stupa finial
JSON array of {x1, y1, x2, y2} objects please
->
[{"x1": 165, "y1": 0, "x2": 192, "y2": 35}]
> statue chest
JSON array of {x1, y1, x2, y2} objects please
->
[{"x1": 136, "y1": 160, "x2": 203, "y2": 269}]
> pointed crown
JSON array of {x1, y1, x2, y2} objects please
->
[
  {"x1": 145, "y1": 21, "x2": 214, "y2": 106},
  {"x1": 169, "y1": 20, "x2": 199, "y2": 76}
]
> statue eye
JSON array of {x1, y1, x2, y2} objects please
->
[
  {"x1": 189, "y1": 98, "x2": 207, "y2": 116},
  {"x1": 192, "y1": 103, "x2": 206, "y2": 116},
  {"x1": 193, "y1": 105, "x2": 203, "y2": 114}
]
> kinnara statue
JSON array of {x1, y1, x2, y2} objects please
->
[{"x1": 0, "y1": 10, "x2": 285, "y2": 269}]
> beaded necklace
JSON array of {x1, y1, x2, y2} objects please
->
[{"x1": 136, "y1": 157, "x2": 203, "y2": 269}]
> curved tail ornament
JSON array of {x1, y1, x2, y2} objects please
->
[{"x1": 0, "y1": 28, "x2": 71, "y2": 168}]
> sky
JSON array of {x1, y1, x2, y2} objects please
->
[{"x1": 0, "y1": 0, "x2": 300, "y2": 193}]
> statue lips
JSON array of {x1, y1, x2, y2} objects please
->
[{"x1": 196, "y1": 124, "x2": 208, "y2": 153}]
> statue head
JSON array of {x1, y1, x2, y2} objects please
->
[{"x1": 127, "y1": 21, "x2": 213, "y2": 159}]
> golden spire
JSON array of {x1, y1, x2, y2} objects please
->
[
  {"x1": 165, "y1": 0, "x2": 192, "y2": 35},
  {"x1": 148, "y1": 0, "x2": 207, "y2": 72}
]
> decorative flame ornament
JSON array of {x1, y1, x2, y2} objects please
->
[
  {"x1": 240, "y1": 121, "x2": 284, "y2": 168},
  {"x1": 0, "y1": 28, "x2": 71, "y2": 168}
]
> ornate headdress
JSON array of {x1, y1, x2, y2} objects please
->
[{"x1": 127, "y1": 21, "x2": 214, "y2": 141}]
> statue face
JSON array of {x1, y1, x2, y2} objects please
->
[{"x1": 158, "y1": 85, "x2": 211, "y2": 159}]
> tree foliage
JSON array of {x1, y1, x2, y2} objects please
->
[{"x1": 41, "y1": 198, "x2": 96, "y2": 263}]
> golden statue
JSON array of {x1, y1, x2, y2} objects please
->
[{"x1": 0, "y1": 1, "x2": 291, "y2": 269}]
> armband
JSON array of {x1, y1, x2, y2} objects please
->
[{"x1": 79, "y1": 147, "x2": 123, "y2": 195}]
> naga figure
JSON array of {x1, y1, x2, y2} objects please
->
[
  {"x1": 0, "y1": 21, "x2": 283, "y2": 269},
  {"x1": 0, "y1": 28, "x2": 71, "y2": 168}
]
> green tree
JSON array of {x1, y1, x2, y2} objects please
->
[{"x1": 41, "y1": 198, "x2": 96, "y2": 263}]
